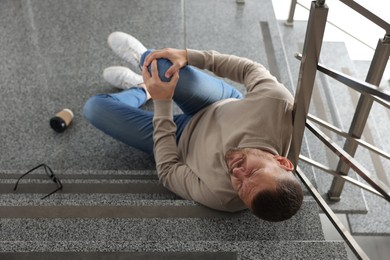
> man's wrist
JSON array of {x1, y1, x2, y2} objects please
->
[{"x1": 153, "y1": 99, "x2": 173, "y2": 118}]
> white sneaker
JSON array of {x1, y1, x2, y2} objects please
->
[
  {"x1": 103, "y1": 66, "x2": 143, "y2": 90},
  {"x1": 107, "y1": 32, "x2": 147, "y2": 68}
]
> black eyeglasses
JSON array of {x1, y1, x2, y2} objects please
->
[{"x1": 14, "y1": 163, "x2": 63, "y2": 199}]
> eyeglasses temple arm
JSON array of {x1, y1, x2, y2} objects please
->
[{"x1": 13, "y1": 163, "x2": 46, "y2": 190}]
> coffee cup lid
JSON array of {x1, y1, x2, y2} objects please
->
[{"x1": 62, "y1": 108, "x2": 74, "y2": 118}]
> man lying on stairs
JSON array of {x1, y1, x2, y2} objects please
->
[{"x1": 83, "y1": 32, "x2": 304, "y2": 222}]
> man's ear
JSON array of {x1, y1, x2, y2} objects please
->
[{"x1": 274, "y1": 156, "x2": 294, "y2": 171}]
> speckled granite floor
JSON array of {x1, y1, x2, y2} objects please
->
[{"x1": 0, "y1": 0, "x2": 291, "y2": 171}]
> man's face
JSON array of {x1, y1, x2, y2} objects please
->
[{"x1": 225, "y1": 148, "x2": 294, "y2": 208}]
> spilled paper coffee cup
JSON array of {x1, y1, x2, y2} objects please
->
[{"x1": 50, "y1": 108, "x2": 74, "y2": 133}]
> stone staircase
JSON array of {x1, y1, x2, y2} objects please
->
[
  {"x1": 0, "y1": 170, "x2": 348, "y2": 259},
  {"x1": 0, "y1": 0, "x2": 357, "y2": 258}
]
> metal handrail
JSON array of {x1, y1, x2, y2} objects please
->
[
  {"x1": 307, "y1": 114, "x2": 390, "y2": 161},
  {"x1": 339, "y1": 0, "x2": 390, "y2": 34},
  {"x1": 295, "y1": 53, "x2": 390, "y2": 102},
  {"x1": 288, "y1": 0, "x2": 390, "y2": 32},
  {"x1": 286, "y1": 1, "x2": 390, "y2": 259},
  {"x1": 288, "y1": 1, "x2": 377, "y2": 51},
  {"x1": 289, "y1": 4, "x2": 390, "y2": 201},
  {"x1": 299, "y1": 154, "x2": 385, "y2": 197},
  {"x1": 305, "y1": 121, "x2": 390, "y2": 201}
]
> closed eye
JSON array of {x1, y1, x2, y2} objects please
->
[{"x1": 250, "y1": 169, "x2": 262, "y2": 177}]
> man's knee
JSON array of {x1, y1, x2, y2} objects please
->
[
  {"x1": 83, "y1": 95, "x2": 107, "y2": 124},
  {"x1": 141, "y1": 50, "x2": 173, "y2": 83}
]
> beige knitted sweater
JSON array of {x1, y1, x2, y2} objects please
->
[{"x1": 152, "y1": 49, "x2": 294, "y2": 212}]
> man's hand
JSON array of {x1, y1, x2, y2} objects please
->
[
  {"x1": 144, "y1": 48, "x2": 187, "y2": 78},
  {"x1": 142, "y1": 60, "x2": 179, "y2": 101}
]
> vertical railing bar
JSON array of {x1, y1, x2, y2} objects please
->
[
  {"x1": 288, "y1": 1, "x2": 328, "y2": 166},
  {"x1": 328, "y1": 37, "x2": 390, "y2": 200},
  {"x1": 285, "y1": 0, "x2": 298, "y2": 26},
  {"x1": 295, "y1": 167, "x2": 370, "y2": 260}
]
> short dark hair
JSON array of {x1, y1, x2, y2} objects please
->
[{"x1": 251, "y1": 175, "x2": 304, "y2": 222}]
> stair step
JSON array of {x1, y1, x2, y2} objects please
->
[
  {"x1": 0, "y1": 200, "x2": 324, "y2": 241},
  {"x1": 0, "y1": 194, "x2": 184, "y2": 206},
  {"x1": 0, "y1": 240, "x2": 348, "y2": 259},
  {"x1": 0, "y1": 193, "x2": 316, "y2": 224},
  {"x1": 0, "y1": 181, "x2": 175, "y2": 196},
  {"x1": 0, "y1": 169, "x2": 158, "y2": 179},
  {"x1": 0, "y1": 193, "x2": 314, "y2": 206},
  {"x1": 0, "y1": 169, "x2": 173, "y2": 197}
]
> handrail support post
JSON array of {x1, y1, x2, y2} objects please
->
[
  {"x1": 285, "y1": 0, "x2": 298, "y2": 26},
  {"x1": 288, "y1": 1, "x2": 328, "y2": 166},
  {"x1": 328, "y1": 36, "x2": 390, "y2": 201}
]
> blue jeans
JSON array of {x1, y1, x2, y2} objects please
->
[{"x1": 83, "y1": 50, "x2": 243, "y2": 156}]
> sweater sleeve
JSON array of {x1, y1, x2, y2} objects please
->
[
  {"x1": 186, "y1": 49, "x2": 282, "y2": 93},
  {"x1": 152, "y1": 100, "x2": 227, "y2": 211}
]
